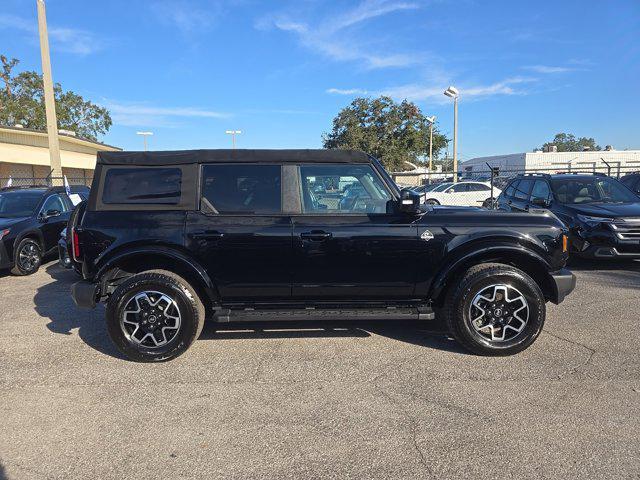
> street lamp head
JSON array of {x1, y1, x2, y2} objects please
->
[
  {"x1": 225, "y1": 130, "x2": 242, "y2": 135},
  {"x1": 425, "y1": 116, "x2": 436, "y2": 124},
  {"x1": 444, "y1": 86, "x2": 459, "y2": 98},
  {"x1": 136, "y1": 131, "x2": 153, "y2": 136}
]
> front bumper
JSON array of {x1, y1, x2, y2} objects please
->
[
  {"x1": 571, "y1": 226, "x2": 640, "y2": 259},
  {"x1": 71, "y1": 281, "x2": 99, "y2": 309},
  {"x1": 550, "y1": 268, "x2": 577, "y2": 305}
]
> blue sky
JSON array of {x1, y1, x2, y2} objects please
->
[{"x1": 1, "y1": 0, "x2": 639, "y2": 160}]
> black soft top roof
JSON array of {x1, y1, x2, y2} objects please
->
[{"x1": 97, "y1": 149, "x2": 371, "y2": 166}]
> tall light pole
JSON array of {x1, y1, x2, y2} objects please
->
[
  {"x1": 136, "y1": 131, "x2": 153, "y2": 151},
  {"x1": 225, "y1": 130, "x2": 242, "y2": 149},
  {"x1": 425, "y1": 115, "x2": 435, "y2": 183},
  {"x1": 36, "y1": 0, "x2": 62, "y2": 185},
  {"x1": 444, "y1": 86, "x2": 459, "y2": 182}
]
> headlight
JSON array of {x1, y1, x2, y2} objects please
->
[
  {"x1": 576, "y1": 215, "x2": 615, "y2": 227},
  {"x1": 0, "y1": 229, "x2": 10, "y2": 240}
]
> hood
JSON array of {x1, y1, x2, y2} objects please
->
[
  {"x1": 564, "y1": 202, "x2": 640, "y2": 218},
  {"x1": 0, "y1": 217, "x2": 29, "y2": 229}
]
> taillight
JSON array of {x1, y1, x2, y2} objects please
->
[{"x1": 72, "y1": 228, "x2": 81, "y2": 261}]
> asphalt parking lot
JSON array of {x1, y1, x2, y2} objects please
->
[{"x1": 0, "y1": 260, "x2": 639, "y2": 480}]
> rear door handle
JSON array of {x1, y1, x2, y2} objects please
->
[
  {"x1": 300, "y1": 230, "x2": 332, "y2": 241},
  {"x1": 190, "y1": 230, "x2": 224, "y2": 240}
]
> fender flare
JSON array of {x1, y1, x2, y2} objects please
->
[
  {"x1": 95, "y1": 245, "x2": 219, "y2": 303},
  {"x1": 428, "y1": 243, "x2": 553, "y2": 302}
]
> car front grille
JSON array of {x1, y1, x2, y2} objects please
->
[{"x1": 610, "y1": 218, "x2": 640, "y2": 240}]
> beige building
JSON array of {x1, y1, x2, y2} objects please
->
[{"x1": 0, "y1": 125, "x2": 121, "y2": 184}]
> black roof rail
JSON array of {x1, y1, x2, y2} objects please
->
[{"x1": 516, "y1": 172, "x2": 551, "y2": 178}]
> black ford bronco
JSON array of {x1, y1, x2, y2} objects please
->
[{"x1": 71, "y1": 149, "x2": 576, "y2": 362}]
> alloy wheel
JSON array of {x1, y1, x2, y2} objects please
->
[
  {"x1": 121, "y1": 291, "x2": 182, "y2": 348},
  {"x1": 468, "y1": 284, "x2": 529, "y2": 342},
  {"x1": 19, "y1": 243, "x2": 40, "y2": 272}
]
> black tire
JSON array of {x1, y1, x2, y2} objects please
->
[
  {"x1": 106, "y1": 269, "x2": 205, "y2": 362},
  {"x1": 443, "y1": 263, "x2": 545, "y2": 356},
  {"x1": 425, "y1": 198, "x2": 440, "y2": 205},
  {"x1": 11, "y1": 238, "x2": 43, "y2": 276}
]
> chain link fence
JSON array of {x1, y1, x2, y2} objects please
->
[
  {"x1": 392, "y1": 159, "x2": 640, "y2": 209},
  {"x1": 0, "y1": 176, "x2": 92, "y2": 189}
]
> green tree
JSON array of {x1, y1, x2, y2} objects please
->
[
  {"x1": 0, "y1": 55, "x2": 111, "y2": 141},
  {"x1": 542, "y1": 133, "x2": 601, "y2": 152},
  {"x1": 323, "y1": 96, "x2": 448, "y2": 172}
]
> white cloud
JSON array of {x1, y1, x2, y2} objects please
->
[
  {"x1": 326, "y1": 88, "x2": 370, "y2": 95},
  {"x1": 523, "y1": 65, "x2": 577, "y2": 74},
  {"x1": 105, "y1": 101, "x2": 230, "y2": 127},
  {"x1": 0, "y1": 14, "x2": 103, "y2": 55},
  {"x1": 326, "y1": 77, "x2": 538, "y2": 103},
  {"x1": 259, "y1": 0, "x2": 423, "y2": 69}
]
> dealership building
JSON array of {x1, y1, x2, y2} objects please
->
[{"x1": 0, "y1": 125, "x2": 120, "y2": 184}]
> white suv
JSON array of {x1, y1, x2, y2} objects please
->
[{"x1": 422, "y1": 181, "x2": 501, "y2": 207}]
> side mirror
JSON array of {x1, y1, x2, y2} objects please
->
[
  {"x1": 531, "y1": 197, "x2": 551, "y2": 208},
  {"x1": 398, "y1": 188, "x2": 421, "y2": 214}
]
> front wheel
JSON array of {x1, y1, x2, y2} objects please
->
[
  {"x1": 106, "y1": 270, "x2": 205, "y2": 362},
  {"x1": 425, "y1": 198, "x2": 440, "y2": 206},
  {"x1": 443, "y1": 263, "x2": 546, "y2": 356},
  {"x1": 12, "y1": 238, "x2": 43, "y2": 276}
]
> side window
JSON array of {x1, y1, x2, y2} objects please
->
[
  {"x1": 103, "y1": 168, "x2": 182, "y2": 204},
  {"x1": 469, "y1": 183, "x2": 490, "y2": 192},
  {"x1": 504, "y1": 180, "x2": 518, "y2": 198},
  {"x1": 514, "y1": 179, "x2": 533, "y2": 200},
  {"x1": 201, "y1": 164, "x2": 282, "y2": 214},
  {"x1": 299, "y1": 164, "x2": 391, "y2": 214},
  {"x1": 41, "y1": 194, "x2": 68, "y2": 214},
  {"x1": 449, "y1": 183, "x2": 469, "y2": 193},
  {"x1": 531, "y1": 180, "x2": 551, "y2": 202}
]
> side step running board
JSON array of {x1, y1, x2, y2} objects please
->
[{"x1": 212, "y1": 306, "x2": 435, "y2": 323}]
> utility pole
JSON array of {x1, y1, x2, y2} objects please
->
[
  {"x1": 444, "y1": 86, "x2": 459, "y2": 182},
  {"x1": 225, "y1": 130, "x2": 242, "y2": 149},
  {"x1": 36, "y1": 0, "x2": 62, "y2": 185},
  {"x1": 425, "y1": 116, "x2": 435, "y2": 184}
]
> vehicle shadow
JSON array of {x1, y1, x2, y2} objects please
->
[
  {"x1": 568, "y1": 257, "x2": 640, "y2": 272},
  {"x1": 0, "y1": 459, "x2": 7, "y2": 480},
  {"x1": 33, "y1": 263, "x2": 127, "y2": 360},
  {"x1": 200, "y1": 318, "x2": 467, "y2": 355}
]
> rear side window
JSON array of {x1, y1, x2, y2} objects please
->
[
  {"x1": 103, "y1": 168, "x2": 182, "y2": 204},
  {"x1": 201, "y1": 164, "x2": 282, "y2": 214},
  {"x1": 514, "y1": 179, "x2": 533, "y2": 200},
  {"x1": 504, "y1": 180, "x2": 518, "y2": 198}
]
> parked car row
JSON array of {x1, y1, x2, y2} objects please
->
[{"x1": 0, "y1": 185, "x2": 89, "y2": 275}]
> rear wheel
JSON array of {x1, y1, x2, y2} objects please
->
[
  {"x1": 425, "y1": 198, "x2": 440, "y2": 205},
  {"x1": 443, "y1": 263, "x2": 545, "y2": 356},
  {"x1": 106, "y1": 270, "x2": 205, "y2": 362},
  {"x1": 12, "y1": 238, "x2": 43, "y2": 276}
]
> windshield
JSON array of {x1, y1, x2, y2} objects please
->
[
  {"x1": 551, "y1": 177, "x2": 638, "y2": 204},
  {"x1": 433, "y1": 182, "x2": 452, "y2": 192},
  {"x1": 0, "y1": 190, "x2": 43, "y2": 218}
]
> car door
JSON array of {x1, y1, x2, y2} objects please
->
[
  {"x1": 528, "y1": 179, "x2": 552, "y2": 210},
  {"x1": 467, "y1": 182, "x2": 492, "y2": 206},
  {"x1": 185, "y1": 163, "x2": 293, "y2": 302},
  {"x1": 38, "y1": 193, "x2": 71, "y2": 252},
  {"x1": 292, "y1": 163, "x2": 420, "y2": 301},
  {"x1": 509, "y1": 178, "x2": 534, "y2": 212},
  {"x1": 443, "y1": 183, "x2": 470, "y2": 206}
]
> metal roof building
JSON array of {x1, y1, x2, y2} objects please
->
[{"x1": 461, "y1": 149, "x2": 640, "y2": 177}]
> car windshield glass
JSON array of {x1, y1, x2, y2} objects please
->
[
  {"x1": 551, "y1": 177, "x2": 638, "y2": 204},
  {"x1": 433, "y1": 183, "x2": 452, "y2": 192},
  {"x1": 0, "y1": 190, "x2": 42, "y2": 218}
]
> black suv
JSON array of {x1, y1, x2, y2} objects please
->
[
  {"x1": 620, "y1": 172, "x2": 640, "y2": 197},
  {"x1": 0, "y1": 185, "x2": 89, "y2": 275},
  {"x1": 71, "y1": 150, "x2": 575, "y2": 362},
  {"x1": 497, "y1": 173, "x2": 640, "y2": 259}
]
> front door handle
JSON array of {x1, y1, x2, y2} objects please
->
[
  {"x1": 300, "y1": 230, "x2": 332, "y2": 241},
  {"x1": 190, "y1": 230, "x2": 224, "y2": 240}
]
